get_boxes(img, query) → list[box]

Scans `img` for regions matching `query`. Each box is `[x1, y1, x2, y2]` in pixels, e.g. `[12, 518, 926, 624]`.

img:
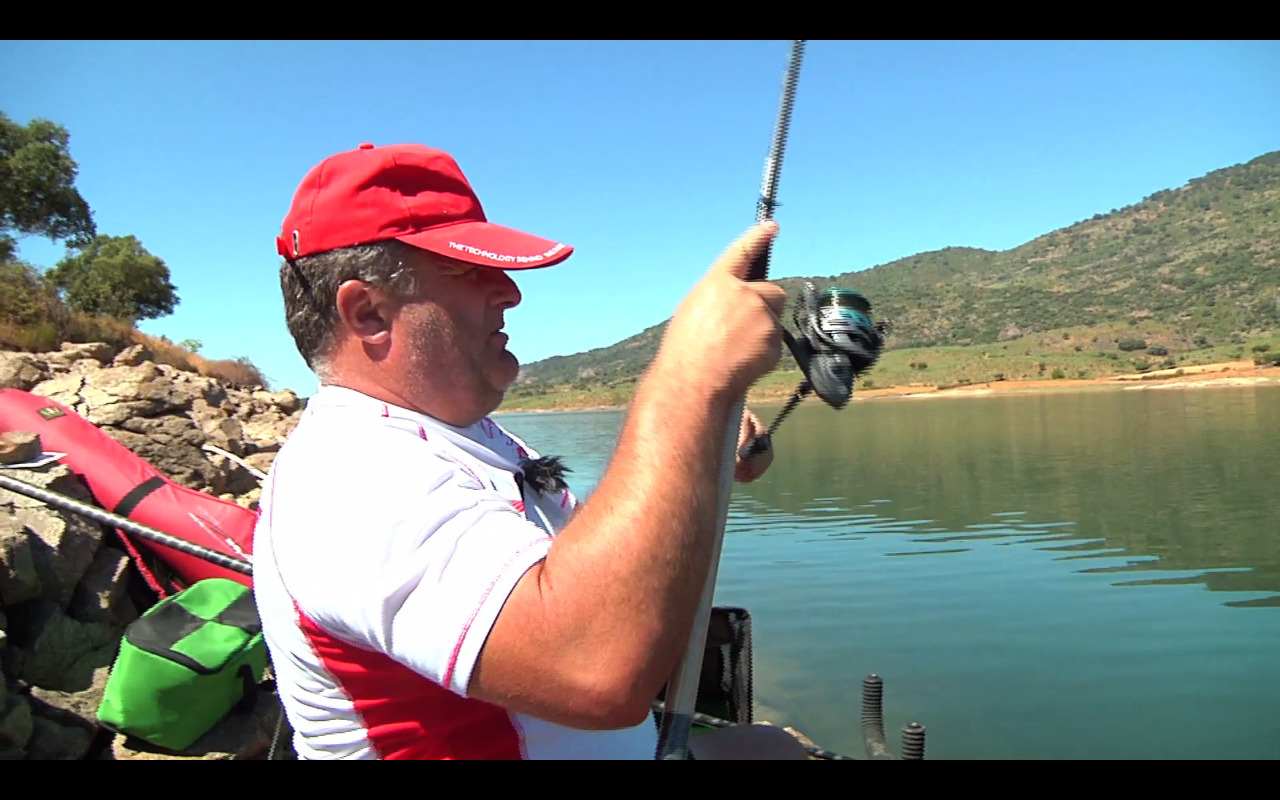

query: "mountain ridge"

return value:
[503, 150, 1280, 407]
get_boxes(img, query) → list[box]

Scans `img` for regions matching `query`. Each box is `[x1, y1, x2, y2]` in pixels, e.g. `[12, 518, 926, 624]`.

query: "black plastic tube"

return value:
[861, 674, 897, 759]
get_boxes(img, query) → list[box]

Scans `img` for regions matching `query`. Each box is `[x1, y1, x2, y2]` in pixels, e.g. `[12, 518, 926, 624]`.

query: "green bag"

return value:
[97, 578, 269, 751]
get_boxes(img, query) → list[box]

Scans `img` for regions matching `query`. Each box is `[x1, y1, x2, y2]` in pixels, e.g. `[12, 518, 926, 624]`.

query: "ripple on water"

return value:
[884, 547, 972, 557]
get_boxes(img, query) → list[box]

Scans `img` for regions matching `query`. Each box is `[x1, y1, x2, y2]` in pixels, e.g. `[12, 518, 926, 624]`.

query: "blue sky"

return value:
[3, 40, 1278, 396]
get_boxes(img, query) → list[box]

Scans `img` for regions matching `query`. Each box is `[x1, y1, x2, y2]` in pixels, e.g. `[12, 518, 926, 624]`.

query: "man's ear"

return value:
[335, 279, 395, 345]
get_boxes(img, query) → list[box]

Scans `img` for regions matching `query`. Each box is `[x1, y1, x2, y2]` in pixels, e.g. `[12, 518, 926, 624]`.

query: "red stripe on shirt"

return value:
[293, 603, 526, 760]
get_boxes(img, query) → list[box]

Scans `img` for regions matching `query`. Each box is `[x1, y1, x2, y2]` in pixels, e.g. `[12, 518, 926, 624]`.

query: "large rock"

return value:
[253, 389, 301, 415]
[173, 373, 229, 408]
[98, 427, 226, 496]
[68, 548, 134, 626]
[0, 514, 42, 606]
[56, 342, 117, 364]
[244, 452, 277, 476]
[29, 665, 111, 724]
[111, 344, 153, 368]
[191, 397, 246, 454]
[206, 455, 261, 498]
[0, 431, 41, 465]
[0, 692, 32, 753]
[241, 408, 295, 454]
[79, 363, 193, 426]
[117, 413, 206, 449]
[7, 600, 119, 692]
[0, 467, 104, 609]
[25, 712, 96, 760]
[28, 374, 86, 411]
[26, 663, 111, 759]
[0, 353, 49, 391]
[0, 630, 23, 685]
[13, 507, 103, 610]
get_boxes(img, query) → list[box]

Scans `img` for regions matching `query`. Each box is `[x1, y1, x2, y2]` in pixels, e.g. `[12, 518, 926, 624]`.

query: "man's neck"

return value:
[319, 375, 484, 428]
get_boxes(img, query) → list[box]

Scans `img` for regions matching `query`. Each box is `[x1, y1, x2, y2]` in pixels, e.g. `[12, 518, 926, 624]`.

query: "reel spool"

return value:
[740, 282, 890, 460]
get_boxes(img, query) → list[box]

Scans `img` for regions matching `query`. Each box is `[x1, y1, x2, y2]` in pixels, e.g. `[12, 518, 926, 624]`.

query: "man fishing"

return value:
[253, 142, 810, 759]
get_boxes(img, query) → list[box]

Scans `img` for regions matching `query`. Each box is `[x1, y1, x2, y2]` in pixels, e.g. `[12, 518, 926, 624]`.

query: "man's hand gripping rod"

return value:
[655, 39, 806, 761]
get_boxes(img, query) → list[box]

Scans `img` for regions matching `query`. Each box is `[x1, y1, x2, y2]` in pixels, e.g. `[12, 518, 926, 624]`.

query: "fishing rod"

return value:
[0, 471, 253, 577]
[656, 40, 897, 761]
[656, 39, 807, 761]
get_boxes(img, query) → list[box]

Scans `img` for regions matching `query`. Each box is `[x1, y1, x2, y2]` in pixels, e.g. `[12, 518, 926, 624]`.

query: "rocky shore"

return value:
[1, 341, 302, 760]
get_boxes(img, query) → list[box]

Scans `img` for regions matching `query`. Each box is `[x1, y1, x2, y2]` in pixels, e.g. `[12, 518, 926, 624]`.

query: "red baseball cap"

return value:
[276, 142, 574, 269]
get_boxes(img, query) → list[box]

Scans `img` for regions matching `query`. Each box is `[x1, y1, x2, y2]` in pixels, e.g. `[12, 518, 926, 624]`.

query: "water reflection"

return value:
[735, 386, 1280, 607]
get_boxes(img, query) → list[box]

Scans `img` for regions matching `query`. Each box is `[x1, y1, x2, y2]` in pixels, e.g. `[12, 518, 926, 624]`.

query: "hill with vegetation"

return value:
[501, 151, 1280, 410]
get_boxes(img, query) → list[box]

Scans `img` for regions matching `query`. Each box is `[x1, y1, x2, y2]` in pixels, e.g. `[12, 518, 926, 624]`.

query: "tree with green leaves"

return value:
[45, 234, 179, 322]
[0, 111, 96, 262]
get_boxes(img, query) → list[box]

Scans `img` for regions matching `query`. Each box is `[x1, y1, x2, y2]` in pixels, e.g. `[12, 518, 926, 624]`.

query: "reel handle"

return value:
[738, 432, 772, 462]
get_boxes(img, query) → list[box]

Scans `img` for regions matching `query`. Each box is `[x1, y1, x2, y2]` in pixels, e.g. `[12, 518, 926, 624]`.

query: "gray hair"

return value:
[279, 239, 423, 379]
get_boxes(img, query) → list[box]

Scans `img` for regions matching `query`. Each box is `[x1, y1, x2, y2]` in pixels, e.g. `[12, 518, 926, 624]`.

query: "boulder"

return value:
[111, 344, 153, 368]
[54, 342, 117, 365]
[0, 353, 49, 391]
[0, 514, 41, 606]
[28, 374, 86, 411]
[1, 467, 104, 609]
[7, 600, 118, 692]
[0, 692, 33, 754]
[0, 431, 41, 465]
[68, 548, 134, 626]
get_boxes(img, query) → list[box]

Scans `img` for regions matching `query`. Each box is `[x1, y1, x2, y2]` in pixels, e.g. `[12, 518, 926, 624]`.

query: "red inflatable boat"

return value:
[0, 388, 257, 592]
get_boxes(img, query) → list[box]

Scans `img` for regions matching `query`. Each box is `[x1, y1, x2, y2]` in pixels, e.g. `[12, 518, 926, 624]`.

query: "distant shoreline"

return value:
[495, 361, 1280, 415]
[848, 360, 1280, 402]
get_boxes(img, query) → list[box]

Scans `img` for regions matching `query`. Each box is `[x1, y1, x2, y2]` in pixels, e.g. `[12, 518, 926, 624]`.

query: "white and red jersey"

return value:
[252, 385, 658, 759]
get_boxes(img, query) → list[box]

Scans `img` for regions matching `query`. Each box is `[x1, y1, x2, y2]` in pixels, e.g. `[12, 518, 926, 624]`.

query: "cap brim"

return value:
[397, 221, 573, 270]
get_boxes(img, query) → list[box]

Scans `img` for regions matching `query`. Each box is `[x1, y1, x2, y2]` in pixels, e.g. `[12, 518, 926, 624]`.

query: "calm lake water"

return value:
[495, 385, 1280, 760]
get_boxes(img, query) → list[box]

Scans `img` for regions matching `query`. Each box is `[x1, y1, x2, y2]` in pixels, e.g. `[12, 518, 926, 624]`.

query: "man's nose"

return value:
[482, 267, 522, 309]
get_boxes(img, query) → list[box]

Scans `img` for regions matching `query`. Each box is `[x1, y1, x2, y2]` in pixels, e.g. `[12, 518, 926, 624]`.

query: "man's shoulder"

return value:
[256, 405, 529, 615]
[260, 415, 509, 570]
[276, 407, 487, 491]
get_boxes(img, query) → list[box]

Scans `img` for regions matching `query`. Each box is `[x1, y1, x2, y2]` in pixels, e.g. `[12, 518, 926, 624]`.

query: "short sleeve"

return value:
[267, 425, 553, 698]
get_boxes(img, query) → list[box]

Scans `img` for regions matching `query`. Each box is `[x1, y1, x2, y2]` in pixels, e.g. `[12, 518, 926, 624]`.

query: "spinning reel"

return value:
[740, 282, 890, 460]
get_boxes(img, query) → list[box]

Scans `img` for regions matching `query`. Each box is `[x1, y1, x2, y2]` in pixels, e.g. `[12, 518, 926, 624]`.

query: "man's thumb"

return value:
[712, 220, 780, 281]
